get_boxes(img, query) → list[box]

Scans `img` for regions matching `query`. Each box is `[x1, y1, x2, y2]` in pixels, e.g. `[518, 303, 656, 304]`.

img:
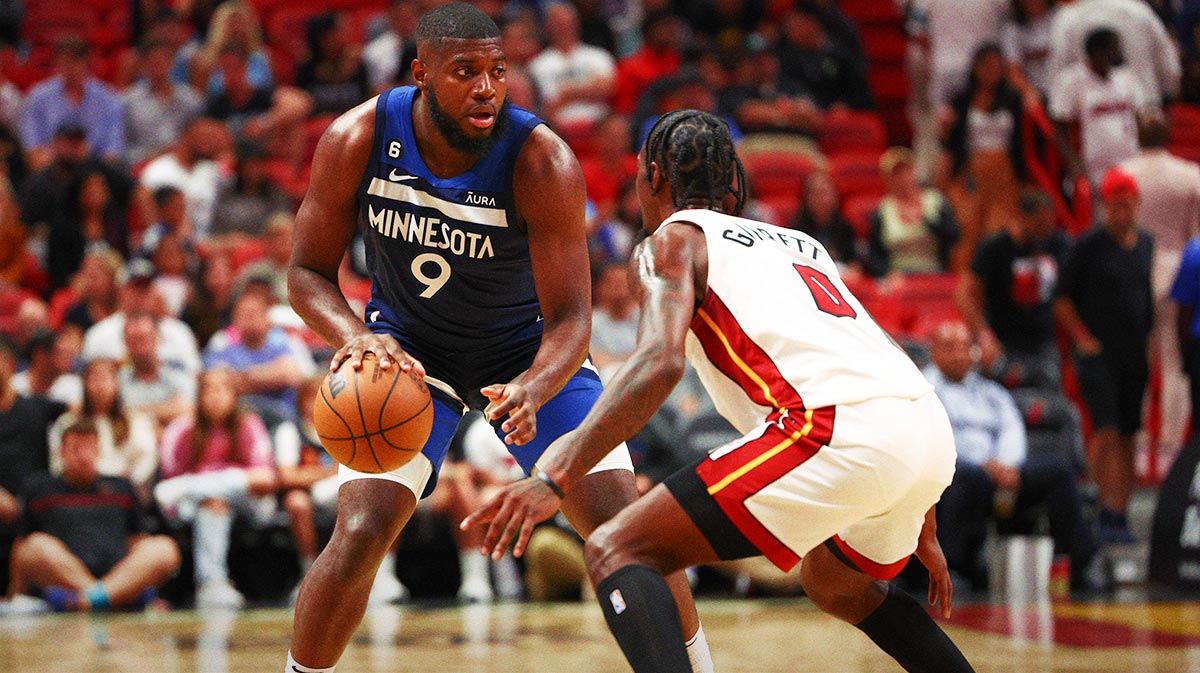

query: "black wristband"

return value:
[532, 465, 566, 499]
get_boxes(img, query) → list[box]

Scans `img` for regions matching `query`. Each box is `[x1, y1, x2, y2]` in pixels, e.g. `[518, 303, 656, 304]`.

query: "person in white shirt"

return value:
[1002, 0, 1059, 100]
[138, 117, 229, 240]
[1048, 0, 1180, 105]
[10, 331, 82, 408]
[81, 259, 202, 377]
[527, 2, 616, 125]
[363, 0, 418, 91]
[1049, 28, 1151, 184]
[1121, 115, 1200, 463]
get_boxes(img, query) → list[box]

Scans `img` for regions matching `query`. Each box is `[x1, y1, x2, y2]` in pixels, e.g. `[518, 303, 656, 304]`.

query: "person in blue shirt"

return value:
[923, 322, 1098, 591]
[283, 5, 708, 673]
[1171, 234, 1200, 426]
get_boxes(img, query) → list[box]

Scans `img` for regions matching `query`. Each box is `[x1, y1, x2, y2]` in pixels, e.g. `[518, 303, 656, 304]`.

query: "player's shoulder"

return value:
[317, 95, 382, 158]
[513, 123, 583, 195]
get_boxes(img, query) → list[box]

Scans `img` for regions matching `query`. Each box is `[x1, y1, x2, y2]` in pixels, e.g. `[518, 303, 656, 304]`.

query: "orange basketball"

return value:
[313, 353, 433, 473]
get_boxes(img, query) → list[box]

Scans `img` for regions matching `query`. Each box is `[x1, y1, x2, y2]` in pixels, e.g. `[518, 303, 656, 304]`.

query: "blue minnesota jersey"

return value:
[358, 86, 545, 353]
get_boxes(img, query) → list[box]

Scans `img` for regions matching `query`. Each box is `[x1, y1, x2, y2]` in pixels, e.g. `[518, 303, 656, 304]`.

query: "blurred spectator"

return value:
[47, 169, 130, 286]
[717, 34, 823, 135]
[149, 232, 193, 318]
[20, 37, 125, 168]
[912, 0, 1012, 106]
[0, 174, 43, 293]
[297, 13, 370, 116]
[270, 376, 338, 598]
[140, 186, 194, 257]
[153, 367, 276, 609]
[499, 13, 543, 68]
[175, 0, 273, 97]
[210, 142, 291, 243]
[959, 189, 1069, 386]
[1054, 167, 1153, 544]
[1121, 115, 1200, 461]
[866, 147, 960, 278]
[124, 37, 205, 164]
[234, 212, 293, 304]
[49, 359, 158, 502]
[924, 322, 1098, 590]
[1048, 0, 1180, 105]
[118, 311, 196, 431]
[20, 125, 138, 252]
[683, 0, 765, 51]
[0, 63, 22, 133]
[504, 65, 543, 116]
[0, 124, 26, 186]
[203, 291, 310, 425]
[613, 10, 684, 114]
[574, 0, 617, 54]
[777, 4, 873, 110]
[203, 43, 312, 146]
[945, 43, 1025, 265]
[83, 259, 201, 375]
[791, 170, 859, 269]
[11, 296, 51, 361]
[140, 117, 230, 241]
[578, 114, 636, 217]
[587, 180, 640, 266]
[61, 247, 123, 334]
[182, 252, 237, 348]
[528, 2, 617, 125]
[637, 66, 743, 145]
[590, 262, 638, 380]
[0, 336, 66, 589]
[1050, 28, 1151, 184]
[11, 331, 82, 408]
[8, 420, 180, 612]
[363, 0, 419, 91]
[1002, 0, 1059, 101]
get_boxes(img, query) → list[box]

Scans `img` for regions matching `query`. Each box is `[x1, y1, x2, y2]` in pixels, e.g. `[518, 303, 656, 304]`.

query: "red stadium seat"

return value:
[862, 28, 907, 66]
[761, 194, 800, 228]
[740, 150, 820, 203]
[820, 110, 887, 155]
[828, 151, 885, 201]
[842, 193, 880, 239]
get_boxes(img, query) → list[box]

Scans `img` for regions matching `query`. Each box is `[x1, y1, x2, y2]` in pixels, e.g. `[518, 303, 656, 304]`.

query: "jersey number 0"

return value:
[794, 264, 857, 319]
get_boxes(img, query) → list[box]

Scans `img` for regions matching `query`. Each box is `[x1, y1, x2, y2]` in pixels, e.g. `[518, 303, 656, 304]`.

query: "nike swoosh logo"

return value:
[389, 169, 416, 182]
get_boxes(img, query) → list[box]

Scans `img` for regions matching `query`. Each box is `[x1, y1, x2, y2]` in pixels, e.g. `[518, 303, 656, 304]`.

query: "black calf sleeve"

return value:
[855, 584, 975, 673]
[596, 564, 692, 673]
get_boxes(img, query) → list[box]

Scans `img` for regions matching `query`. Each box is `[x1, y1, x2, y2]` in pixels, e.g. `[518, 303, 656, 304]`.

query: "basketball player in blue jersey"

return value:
[283, 5, 711, 673]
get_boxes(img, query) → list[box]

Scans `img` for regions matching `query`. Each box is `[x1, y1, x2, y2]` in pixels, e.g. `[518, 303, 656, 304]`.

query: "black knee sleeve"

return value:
[596, 564, 692, 673]
[855, 584, 975, 673]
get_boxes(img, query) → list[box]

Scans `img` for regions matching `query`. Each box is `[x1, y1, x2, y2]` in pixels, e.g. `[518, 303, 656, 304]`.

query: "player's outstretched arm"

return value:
[482, 126, 591, 444]
[463, 223, 708, 558]
[287, 98, 422, 376]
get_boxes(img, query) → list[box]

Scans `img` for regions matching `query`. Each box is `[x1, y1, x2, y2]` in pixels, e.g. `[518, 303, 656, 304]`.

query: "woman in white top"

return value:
[867, 147, 960, 278]
[48, 358, 158, 503]
[944, 43, 1026, 266]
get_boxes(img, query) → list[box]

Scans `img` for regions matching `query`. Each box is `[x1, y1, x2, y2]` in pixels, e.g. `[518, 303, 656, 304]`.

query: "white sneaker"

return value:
[0, 595, 50, 616]
[457, 574, 494, 603]
[196, 579, 246, 609]
[367, 571, 409, 606]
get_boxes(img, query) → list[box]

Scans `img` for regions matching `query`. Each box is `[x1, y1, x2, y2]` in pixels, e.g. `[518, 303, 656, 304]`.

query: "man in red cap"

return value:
[1054, 166, 1154, 544]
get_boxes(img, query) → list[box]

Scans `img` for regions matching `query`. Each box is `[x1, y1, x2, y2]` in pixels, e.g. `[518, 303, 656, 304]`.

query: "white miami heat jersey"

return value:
[664, 209, 933, 433]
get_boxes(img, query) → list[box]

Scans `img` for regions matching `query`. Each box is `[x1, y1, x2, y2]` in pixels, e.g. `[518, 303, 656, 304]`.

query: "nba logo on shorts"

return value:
[609, 589, 627, 614]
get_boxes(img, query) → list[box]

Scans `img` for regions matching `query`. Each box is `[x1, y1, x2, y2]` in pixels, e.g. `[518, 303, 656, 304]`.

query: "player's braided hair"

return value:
[415, 2, 500, 51]
[643, 109, 746, 216]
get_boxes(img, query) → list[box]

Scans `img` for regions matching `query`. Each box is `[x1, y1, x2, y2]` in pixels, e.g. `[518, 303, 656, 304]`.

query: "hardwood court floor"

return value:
[2, 598, 1199, 673]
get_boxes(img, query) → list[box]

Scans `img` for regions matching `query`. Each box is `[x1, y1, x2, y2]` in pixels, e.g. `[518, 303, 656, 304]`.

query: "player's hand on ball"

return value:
[482, 382, 538, 445]
[461, 476, 560, 560]
[331, 333, 425, 376]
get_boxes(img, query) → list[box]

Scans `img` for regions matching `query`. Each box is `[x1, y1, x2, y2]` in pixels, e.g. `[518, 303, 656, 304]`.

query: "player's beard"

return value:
[426, 84, 510, 157]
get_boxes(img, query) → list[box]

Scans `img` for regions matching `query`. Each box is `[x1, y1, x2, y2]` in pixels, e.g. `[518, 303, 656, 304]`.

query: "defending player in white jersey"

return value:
[465, 109, 976, 673]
